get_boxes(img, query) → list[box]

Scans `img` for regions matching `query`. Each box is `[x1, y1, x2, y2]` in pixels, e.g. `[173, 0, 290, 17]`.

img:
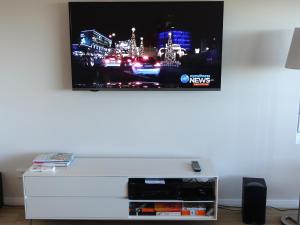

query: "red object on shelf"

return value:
[196, 209, 206, 216]
[154, 202, 182, 212]
[181, 209, 190, 216]
[142, 208, 156, 213]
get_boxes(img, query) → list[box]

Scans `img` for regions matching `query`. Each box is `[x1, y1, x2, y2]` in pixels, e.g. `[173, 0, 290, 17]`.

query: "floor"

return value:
[0, 206, 296, 225]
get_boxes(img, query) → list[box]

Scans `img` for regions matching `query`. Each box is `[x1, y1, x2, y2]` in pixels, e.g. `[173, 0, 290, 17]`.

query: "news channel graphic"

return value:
[180, 74, 212, 87]
[69, 2, 223, 90]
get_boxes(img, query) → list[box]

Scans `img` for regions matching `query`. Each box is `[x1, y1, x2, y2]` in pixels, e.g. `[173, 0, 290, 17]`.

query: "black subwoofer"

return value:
[242, 177, 267, 224]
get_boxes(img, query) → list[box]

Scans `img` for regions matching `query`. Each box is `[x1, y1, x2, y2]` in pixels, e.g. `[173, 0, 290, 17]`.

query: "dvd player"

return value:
[128, 178, 215, 201]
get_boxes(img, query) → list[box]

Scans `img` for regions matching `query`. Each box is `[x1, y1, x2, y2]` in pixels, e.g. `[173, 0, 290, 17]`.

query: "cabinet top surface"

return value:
[24, 157, 217, 177]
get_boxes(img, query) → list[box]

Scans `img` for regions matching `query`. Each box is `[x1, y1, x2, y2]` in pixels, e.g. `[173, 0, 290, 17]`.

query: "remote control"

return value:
[191, 161, 201, 172]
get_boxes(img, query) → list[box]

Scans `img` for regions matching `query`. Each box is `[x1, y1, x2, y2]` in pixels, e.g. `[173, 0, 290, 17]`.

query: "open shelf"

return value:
[128, 216, 216, 220]
[129, 201, 215, 218]
[128, 177, 218, 220]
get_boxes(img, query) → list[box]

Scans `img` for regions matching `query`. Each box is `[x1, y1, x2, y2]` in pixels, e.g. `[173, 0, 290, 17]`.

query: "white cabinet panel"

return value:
[24, 177, 127, 197]
[25, 197, 128, 219]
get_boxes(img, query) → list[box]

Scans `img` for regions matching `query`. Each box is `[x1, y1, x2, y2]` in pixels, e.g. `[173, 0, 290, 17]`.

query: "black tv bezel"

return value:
[68, 1, 224, 91]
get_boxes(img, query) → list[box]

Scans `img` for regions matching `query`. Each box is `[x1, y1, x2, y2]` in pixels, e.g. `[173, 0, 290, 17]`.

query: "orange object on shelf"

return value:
[142, 208, 156, 213]
[181, 209, 191, 216]
[154, 202, 182, 212]
[196, 209, 206, 216]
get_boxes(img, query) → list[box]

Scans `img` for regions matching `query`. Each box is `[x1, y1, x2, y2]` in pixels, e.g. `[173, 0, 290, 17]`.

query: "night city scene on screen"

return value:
[69, 2, 223, 90]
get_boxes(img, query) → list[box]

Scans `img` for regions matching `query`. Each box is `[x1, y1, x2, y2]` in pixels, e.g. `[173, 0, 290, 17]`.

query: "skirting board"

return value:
[4, 197, 300, 209]
[219, 199, 299, 209]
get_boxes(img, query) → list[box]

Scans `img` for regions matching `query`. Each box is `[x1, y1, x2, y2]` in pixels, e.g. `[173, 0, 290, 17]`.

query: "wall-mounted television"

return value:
[69, 2, 224, 90]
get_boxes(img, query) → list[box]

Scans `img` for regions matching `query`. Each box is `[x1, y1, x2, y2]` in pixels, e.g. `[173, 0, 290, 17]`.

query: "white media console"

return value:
[23, 157, 218, 221]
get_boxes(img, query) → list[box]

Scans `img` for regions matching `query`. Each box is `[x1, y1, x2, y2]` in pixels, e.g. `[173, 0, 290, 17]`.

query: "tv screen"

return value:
[69, 2, 223, 90]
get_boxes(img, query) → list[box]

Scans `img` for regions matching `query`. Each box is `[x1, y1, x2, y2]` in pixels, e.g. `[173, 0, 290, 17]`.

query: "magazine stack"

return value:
[31, 153, 74, 172]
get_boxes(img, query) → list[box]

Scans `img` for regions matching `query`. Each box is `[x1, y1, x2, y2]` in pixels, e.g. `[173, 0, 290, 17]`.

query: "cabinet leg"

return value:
[28, 219, 32, 225]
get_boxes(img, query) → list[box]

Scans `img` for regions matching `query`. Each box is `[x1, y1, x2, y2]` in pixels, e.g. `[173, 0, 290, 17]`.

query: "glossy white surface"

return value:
[23, 157, 218, 220]
[24, 157, 216, 178]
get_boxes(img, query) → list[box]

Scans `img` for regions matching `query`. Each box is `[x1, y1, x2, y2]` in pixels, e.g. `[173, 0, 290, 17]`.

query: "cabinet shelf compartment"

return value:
[128, 178, 216, 201]
[129, 201, 215, 218]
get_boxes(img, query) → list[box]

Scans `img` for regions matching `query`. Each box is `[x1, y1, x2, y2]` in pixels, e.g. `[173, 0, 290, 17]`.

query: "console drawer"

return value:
[25, 197, 128, 219]
[24, 177, 127, 197]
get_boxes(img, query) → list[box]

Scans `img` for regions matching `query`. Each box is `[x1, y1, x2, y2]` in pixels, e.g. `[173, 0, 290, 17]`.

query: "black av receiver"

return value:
[128, 178, 215, 201]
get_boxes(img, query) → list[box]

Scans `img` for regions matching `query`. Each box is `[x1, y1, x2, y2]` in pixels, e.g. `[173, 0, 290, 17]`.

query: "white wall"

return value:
[1, 0, 300, 207]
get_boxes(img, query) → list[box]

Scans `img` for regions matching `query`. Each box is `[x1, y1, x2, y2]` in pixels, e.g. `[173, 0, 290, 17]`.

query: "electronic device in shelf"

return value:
[128, 178, 215, 201]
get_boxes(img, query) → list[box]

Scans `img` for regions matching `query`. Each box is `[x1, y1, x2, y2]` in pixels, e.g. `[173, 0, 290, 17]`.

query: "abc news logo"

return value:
[180, 74, 211, 86]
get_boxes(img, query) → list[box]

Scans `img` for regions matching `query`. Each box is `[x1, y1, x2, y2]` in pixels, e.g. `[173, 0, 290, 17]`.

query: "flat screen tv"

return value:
[69, 2, 224, 90]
